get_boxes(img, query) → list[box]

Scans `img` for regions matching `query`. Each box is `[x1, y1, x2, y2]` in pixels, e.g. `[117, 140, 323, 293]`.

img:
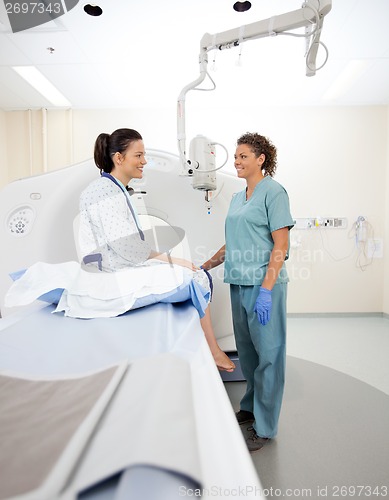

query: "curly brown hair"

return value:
[237, 132, 277, 177]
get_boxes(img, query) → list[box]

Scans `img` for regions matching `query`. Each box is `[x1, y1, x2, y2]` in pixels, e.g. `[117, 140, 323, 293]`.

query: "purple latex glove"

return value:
[254, 287, 272, 325]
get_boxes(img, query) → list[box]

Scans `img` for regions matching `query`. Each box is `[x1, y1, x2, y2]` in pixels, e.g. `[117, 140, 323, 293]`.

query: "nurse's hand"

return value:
[254, 287, 272, 325]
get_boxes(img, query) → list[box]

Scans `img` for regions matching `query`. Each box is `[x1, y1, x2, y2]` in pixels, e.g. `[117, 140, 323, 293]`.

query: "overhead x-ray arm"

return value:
[177, 0, 332, 172]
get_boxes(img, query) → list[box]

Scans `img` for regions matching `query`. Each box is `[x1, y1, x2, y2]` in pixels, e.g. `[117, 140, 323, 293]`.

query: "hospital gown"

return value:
[79, 176, 151, 271]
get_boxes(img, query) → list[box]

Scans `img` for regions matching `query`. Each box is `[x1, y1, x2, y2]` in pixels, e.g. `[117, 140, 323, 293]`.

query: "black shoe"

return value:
[235, 410, 254, 425]
[246, 428, 270, 453]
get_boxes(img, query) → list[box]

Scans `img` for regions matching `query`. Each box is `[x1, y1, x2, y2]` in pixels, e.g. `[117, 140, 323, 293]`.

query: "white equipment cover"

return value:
[0, 302, 263, 499]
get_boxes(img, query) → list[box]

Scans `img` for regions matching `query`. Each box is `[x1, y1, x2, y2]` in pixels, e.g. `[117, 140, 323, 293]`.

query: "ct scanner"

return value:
[0, 148, 242, 352]
[0, 150, 264, 500]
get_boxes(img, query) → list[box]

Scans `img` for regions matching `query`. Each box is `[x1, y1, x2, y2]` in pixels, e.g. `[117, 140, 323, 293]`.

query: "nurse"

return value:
[79, 127, 235, 373]
[202, 132, 294, 451]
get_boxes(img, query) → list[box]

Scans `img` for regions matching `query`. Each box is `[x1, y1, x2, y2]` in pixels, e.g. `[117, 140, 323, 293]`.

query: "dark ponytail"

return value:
[94, 133, 112, 172]
[94, 128, 143, 173]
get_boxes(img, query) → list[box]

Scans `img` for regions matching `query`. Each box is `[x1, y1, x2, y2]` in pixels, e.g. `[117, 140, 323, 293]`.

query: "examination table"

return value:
[0, 300, 263, 500]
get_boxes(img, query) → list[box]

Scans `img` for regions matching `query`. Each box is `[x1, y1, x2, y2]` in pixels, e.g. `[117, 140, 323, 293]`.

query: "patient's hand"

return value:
[170, 257, 199, 271]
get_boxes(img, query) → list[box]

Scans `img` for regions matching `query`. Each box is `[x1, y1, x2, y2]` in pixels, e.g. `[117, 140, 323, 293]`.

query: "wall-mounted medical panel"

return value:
[293, 217, 348, 230]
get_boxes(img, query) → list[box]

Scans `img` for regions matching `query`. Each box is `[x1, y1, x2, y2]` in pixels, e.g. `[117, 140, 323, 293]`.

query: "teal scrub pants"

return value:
[230, 283, 287, 439]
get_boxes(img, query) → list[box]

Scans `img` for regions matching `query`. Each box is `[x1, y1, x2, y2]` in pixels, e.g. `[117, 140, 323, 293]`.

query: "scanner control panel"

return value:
[6, 205, 35, 237]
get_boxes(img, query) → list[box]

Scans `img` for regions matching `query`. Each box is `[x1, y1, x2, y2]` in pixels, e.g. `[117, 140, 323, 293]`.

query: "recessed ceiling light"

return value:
[13, 66, 71, 107]
[84, 4, 103, 16]
[233, 1, 252, 12]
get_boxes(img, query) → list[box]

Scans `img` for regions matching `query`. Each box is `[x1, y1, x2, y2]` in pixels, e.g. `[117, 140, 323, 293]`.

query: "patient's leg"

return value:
[200, 307, 235, 372]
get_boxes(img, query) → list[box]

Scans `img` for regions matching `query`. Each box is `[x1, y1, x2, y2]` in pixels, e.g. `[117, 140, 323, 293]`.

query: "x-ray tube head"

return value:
[189, 135, 217, 191]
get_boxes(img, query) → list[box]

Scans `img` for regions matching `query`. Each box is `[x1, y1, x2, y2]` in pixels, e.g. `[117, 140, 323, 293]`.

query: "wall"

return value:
[383, 107, 389, 316]
[46, 109, 74, 170]
[186, 103, 387, 314]
[4, 110, 39, 184]
[0, 110, 6, 188]
[71, 108, 177, 162]
[0, 109, 74, 189]
[1, 104, 388, 314]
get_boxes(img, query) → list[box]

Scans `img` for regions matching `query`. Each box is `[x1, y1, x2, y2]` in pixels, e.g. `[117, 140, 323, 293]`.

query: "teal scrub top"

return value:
[224, 176, 294, 286]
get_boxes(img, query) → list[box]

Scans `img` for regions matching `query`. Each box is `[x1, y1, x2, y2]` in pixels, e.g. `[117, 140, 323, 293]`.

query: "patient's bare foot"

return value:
[213, 348, 235, 372]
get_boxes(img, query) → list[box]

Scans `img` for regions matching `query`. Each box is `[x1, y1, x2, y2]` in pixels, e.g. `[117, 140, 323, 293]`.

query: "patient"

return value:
[79, 127, 235, 373]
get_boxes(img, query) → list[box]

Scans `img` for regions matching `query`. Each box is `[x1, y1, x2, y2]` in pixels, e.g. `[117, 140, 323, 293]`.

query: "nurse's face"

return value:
[234, 144, 264, 180]
[118, 139, 147, 180]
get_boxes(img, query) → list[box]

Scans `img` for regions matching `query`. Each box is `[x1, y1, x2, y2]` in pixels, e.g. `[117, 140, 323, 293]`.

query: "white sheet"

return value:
[4, 261, 185, 318]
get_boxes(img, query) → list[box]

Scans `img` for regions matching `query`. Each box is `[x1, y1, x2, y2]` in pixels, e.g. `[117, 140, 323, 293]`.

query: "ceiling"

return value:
[0, 0, 389, 110]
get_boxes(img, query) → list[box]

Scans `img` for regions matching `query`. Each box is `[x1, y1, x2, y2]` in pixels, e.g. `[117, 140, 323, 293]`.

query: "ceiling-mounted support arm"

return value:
[200, 0, 331, 58]
[177, 0, 332, 172]
[177, 51, 208, 172]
